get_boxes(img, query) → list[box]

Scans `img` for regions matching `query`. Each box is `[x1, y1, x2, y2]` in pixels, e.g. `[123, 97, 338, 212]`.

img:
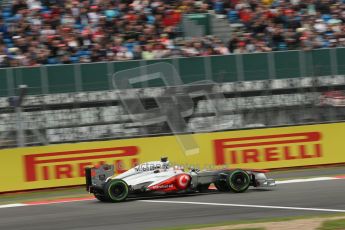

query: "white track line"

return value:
[276, 177, 339, 184]
[0, 203, 27, 209]
[140, 200, 345, 213]
[0, 176, 343, 209]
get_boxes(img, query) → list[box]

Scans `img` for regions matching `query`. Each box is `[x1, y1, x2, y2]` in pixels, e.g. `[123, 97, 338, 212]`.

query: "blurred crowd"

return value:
[216, 0, 345, 53]
[0, 0, 344, 67]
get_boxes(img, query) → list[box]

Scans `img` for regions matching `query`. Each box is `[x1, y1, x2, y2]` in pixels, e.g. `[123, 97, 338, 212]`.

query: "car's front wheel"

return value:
[104, 179, 129, 202]
[226, 169, 250, 193]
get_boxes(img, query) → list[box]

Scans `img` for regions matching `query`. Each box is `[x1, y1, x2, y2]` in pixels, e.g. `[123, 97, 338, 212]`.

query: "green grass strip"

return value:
[318, 218, 345, 230]
[156, 214, 345, 230]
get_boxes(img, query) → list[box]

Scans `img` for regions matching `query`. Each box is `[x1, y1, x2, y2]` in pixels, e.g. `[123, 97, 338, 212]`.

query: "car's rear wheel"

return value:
[104, 179, 129, 202]
[226, 169, 250, 193]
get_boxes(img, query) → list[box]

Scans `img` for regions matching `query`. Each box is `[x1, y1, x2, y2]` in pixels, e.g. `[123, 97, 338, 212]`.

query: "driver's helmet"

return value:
[161, 157, 169, 170]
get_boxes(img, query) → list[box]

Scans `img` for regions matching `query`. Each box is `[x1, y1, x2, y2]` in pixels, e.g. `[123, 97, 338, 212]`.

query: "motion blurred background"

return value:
[0, 0, 344, 148]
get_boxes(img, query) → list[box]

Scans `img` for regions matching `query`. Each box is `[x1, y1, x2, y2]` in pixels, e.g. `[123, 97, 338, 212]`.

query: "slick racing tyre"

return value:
[104, 179, 129, 202]
[226, 169, 250, 193]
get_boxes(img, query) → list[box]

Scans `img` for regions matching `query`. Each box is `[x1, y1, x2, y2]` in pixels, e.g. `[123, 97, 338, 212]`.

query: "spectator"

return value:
[0, 0, 344, 68]
[222, 0, 345, 53]
[142, 44, 155, 60]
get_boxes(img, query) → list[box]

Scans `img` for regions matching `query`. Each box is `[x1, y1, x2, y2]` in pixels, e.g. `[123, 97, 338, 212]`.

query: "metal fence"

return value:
[0, 48, 344, 96]
[0, 48, 345, 149]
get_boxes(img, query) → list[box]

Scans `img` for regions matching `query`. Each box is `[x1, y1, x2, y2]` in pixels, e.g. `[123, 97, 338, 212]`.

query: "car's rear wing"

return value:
[85, 164, 115, 193]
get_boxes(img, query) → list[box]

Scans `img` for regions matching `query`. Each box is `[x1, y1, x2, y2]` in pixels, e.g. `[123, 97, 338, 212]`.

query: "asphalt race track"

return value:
[1, 168, 345, 230]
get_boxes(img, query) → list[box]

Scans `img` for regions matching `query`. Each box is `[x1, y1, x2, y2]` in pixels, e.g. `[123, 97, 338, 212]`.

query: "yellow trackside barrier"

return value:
[1, 122, 345, 192]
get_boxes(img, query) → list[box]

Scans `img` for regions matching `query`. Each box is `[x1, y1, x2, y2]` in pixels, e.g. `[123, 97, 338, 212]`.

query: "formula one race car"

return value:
[85, 157, 275, 202]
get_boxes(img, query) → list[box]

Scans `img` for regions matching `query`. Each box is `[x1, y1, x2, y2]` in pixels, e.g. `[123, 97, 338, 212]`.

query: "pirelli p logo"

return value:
[24, 146, 139, 182]
[214, 132, 322, 165]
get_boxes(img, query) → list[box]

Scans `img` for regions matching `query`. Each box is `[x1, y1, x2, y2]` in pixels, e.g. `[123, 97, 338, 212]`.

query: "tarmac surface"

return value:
[0, 167, 344, 230]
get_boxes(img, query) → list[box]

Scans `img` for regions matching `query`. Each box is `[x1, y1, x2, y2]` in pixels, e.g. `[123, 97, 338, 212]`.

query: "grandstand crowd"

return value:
[0, 0, 344, 67]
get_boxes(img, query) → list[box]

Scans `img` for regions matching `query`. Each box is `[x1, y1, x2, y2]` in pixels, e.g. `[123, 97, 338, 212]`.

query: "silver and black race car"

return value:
[85, 157, 275, 202]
